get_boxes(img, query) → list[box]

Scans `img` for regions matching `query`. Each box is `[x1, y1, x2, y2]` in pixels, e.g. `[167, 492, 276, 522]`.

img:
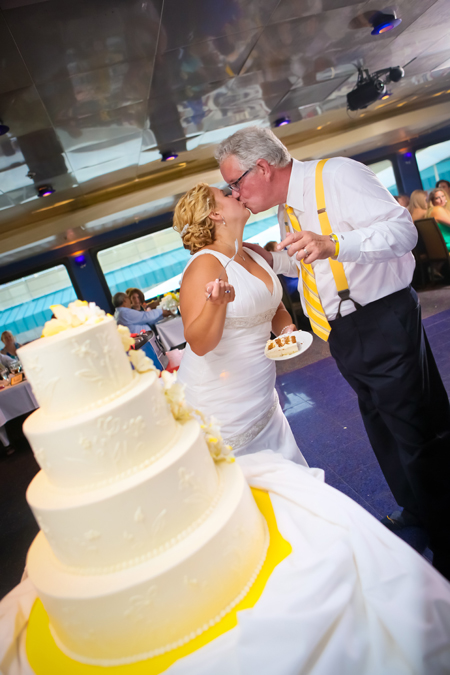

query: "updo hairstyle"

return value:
[173, 183, 217, 254]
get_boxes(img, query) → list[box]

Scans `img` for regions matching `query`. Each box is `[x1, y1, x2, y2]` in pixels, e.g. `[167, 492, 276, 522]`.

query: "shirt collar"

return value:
[286, 158, 305, 213]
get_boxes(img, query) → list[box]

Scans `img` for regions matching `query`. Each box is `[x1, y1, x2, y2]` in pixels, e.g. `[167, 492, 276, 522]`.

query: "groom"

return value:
[216, 126, 450, 581]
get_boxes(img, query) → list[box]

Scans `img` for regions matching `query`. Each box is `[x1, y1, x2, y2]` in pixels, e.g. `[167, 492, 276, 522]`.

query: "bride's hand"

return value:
[279, 323, 296, 336]
[205, 279, 235, 305]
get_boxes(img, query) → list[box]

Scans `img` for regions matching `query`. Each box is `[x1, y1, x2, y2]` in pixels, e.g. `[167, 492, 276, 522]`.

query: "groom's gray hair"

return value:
[215, 126, 291, 170]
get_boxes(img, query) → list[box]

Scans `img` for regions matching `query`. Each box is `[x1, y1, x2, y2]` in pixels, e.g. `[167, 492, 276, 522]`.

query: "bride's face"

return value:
[210, 187, 250, 228]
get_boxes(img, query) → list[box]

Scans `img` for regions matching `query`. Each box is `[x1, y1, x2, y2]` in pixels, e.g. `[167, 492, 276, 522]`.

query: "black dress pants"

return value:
[328, 286, 450, 579]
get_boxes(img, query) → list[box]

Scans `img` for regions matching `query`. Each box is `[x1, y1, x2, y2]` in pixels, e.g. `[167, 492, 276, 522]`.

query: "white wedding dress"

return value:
[177, 247, 306, 465]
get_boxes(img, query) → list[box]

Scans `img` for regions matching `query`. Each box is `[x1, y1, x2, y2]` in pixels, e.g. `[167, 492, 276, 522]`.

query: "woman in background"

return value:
[428, 188, 450, 251]
[1, 331, 21, 359]
[408, 189, 427, 222]
[173, 183, 306, 465]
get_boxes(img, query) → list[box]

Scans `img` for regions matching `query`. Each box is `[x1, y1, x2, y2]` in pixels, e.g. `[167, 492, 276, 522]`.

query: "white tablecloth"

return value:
[156, 316, 185, 350]
[0, 381, 38, 446]
[1, 452, 450, 675]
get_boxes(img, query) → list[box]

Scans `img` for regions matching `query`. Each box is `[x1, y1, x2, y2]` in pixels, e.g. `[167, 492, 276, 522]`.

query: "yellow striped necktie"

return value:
[285, 205, 331, 341]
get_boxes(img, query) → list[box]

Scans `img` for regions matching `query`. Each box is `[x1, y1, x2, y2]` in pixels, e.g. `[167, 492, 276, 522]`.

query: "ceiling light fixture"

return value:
[347, 66, 404, 110]
[274, 116, 291, 127]
[161, 151, 178, 162]
[370, 10, 402, 35]
[37, 184, 55, 197]
[0, 119, 9, 136]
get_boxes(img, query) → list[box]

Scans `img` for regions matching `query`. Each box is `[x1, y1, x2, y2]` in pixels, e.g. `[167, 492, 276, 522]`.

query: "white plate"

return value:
[264, 330, 313, 361]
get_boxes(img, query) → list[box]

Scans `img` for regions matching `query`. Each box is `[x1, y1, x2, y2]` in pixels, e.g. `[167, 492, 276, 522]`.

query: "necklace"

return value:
[237, 251, 246, 261]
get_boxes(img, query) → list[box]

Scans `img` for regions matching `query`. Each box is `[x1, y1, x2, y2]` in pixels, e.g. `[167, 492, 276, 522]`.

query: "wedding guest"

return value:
[408, 190, 427, 221]
[394, 194, 410, 208]
[113, 292, 169, 332]
[427, 188, 450, 251]
[173, 182, 306, 465]
[1, 331, 21, 359]
[216, 125, 450, 580]
[126, 288, 147, 311]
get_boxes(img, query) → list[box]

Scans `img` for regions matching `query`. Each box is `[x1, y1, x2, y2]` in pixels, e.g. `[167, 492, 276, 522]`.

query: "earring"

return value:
[222, 217, 226, 226]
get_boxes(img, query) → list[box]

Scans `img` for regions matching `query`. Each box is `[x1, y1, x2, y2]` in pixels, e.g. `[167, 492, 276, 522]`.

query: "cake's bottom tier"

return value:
[26, 461, 269, 666]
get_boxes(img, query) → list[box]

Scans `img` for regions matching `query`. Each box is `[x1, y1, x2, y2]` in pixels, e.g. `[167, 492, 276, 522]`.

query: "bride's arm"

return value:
[180, 255, 235, 356]
[271, 302, 296, 336]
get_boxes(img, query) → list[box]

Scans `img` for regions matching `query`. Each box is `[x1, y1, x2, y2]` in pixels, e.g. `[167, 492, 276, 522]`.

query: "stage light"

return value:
[161, 151, 178, 162]
[274, 117, 291, 127]
[37, 184, 55, 197]
[347, 65, 404, 111]
[370, 11, 402, 36]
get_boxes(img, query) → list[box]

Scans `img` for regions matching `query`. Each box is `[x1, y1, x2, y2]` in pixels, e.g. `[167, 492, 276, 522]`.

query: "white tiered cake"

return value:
[19, 306, 268, 665]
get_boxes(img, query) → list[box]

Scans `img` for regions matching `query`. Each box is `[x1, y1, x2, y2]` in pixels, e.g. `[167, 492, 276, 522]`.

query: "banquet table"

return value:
[155, 315, 185, 351]
[1, 452, 450, 675]
[0, 381, 38, 447]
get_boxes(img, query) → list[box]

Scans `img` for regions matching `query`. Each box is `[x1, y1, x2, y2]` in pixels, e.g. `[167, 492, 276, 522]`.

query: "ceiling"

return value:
[1, 0, 450, 260]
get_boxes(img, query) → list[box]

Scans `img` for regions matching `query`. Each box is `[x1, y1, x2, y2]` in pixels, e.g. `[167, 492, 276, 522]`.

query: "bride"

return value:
[173, 182, 306, 465]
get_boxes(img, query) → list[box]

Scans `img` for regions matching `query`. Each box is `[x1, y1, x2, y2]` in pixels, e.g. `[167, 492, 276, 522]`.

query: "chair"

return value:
[414, 218, 450, 285]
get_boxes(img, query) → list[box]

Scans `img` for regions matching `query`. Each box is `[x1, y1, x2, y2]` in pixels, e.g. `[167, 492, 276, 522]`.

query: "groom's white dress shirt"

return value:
[272, 158, 417, 321]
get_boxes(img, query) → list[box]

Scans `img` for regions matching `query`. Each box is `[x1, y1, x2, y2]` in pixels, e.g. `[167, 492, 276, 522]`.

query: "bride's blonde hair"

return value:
[173, 183, 217, 254]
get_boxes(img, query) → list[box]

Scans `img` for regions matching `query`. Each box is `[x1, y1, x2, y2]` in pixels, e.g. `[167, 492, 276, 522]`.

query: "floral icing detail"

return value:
[160, 370, 234, 462]
[124, 586, 157, 621]
[160, 370, 192, 423]
[128, 349, 156, 373]
[42, 300, 106, 337]
[198, 414, 234, 463]
[117, 325, 135, 352]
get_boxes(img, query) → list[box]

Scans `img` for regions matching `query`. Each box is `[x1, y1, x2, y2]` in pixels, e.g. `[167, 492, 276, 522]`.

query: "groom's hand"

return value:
[243, 242, 273, 268]
[278, 231, 335, 264]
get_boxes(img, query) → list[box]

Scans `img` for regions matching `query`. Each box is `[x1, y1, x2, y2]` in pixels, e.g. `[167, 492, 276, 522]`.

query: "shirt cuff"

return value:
[335, 230, 363, 262]
[272, 251, 300, 277]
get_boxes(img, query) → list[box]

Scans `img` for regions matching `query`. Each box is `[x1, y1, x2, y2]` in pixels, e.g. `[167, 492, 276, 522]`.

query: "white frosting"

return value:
[27, 421, 220, 572]
[26, 462, 268, 665]
[23, 371, 177, 490]
[18, 316, 133, 419]
[23, 309, 268, 664]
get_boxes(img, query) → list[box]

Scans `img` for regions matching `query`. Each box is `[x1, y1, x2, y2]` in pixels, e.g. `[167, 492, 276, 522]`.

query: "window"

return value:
[367, 159, 398, 196]
[416, 139, 450, 191]
[97, 209, 280, 300]
[0, 265, 77, 345]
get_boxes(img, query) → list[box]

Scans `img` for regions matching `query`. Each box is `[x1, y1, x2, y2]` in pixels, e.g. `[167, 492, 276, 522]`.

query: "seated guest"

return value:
[427, 188, 450, 251]
[436, 179, 450, 212]
[126, 288, 147, 312]
[394, 194, 410, 208]
[113, 292, 170, 332]
[408, 189, 427, 221]
[1, 331, 21, 358]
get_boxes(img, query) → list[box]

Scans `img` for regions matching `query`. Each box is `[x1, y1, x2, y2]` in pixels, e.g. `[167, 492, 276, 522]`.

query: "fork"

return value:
[206, 239, 238, 300]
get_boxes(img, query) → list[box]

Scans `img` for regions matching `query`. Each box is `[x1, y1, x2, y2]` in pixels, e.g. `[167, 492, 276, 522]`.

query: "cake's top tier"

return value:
[18, 314, 133, 419]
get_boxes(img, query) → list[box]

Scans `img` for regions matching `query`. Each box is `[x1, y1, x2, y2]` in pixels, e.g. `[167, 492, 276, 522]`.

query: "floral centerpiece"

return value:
[158, 291, 180, 314]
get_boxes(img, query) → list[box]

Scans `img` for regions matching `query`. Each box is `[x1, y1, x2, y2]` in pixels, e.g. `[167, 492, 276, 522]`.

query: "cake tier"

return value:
[26, 420, 220, 572]
[27, 462, 268, 666]
[18, 316, 133, 419]
[23, 370, 177, 491]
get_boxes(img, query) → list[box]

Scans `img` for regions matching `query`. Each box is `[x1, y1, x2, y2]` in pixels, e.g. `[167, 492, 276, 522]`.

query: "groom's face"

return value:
[220, 155, 276, 215]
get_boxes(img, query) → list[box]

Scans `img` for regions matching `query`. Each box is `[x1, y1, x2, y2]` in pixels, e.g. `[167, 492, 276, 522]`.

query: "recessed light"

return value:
[370, 11, 402, 36]
[161, 151, 178, 162]
[274, 117, 291, 127]
[37, 184, 55, 197]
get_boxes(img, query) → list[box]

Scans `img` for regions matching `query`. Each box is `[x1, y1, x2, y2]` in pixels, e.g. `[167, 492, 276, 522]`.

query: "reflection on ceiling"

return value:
[1, 0, 450, 259]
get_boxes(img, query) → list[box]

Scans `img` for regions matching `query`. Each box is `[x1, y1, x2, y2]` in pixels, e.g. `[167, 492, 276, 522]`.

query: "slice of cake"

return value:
[265, 334, 298, 359]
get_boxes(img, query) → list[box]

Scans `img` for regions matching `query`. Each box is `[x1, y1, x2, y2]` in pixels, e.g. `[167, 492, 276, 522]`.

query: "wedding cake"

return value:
[19, 303, 268, 665]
